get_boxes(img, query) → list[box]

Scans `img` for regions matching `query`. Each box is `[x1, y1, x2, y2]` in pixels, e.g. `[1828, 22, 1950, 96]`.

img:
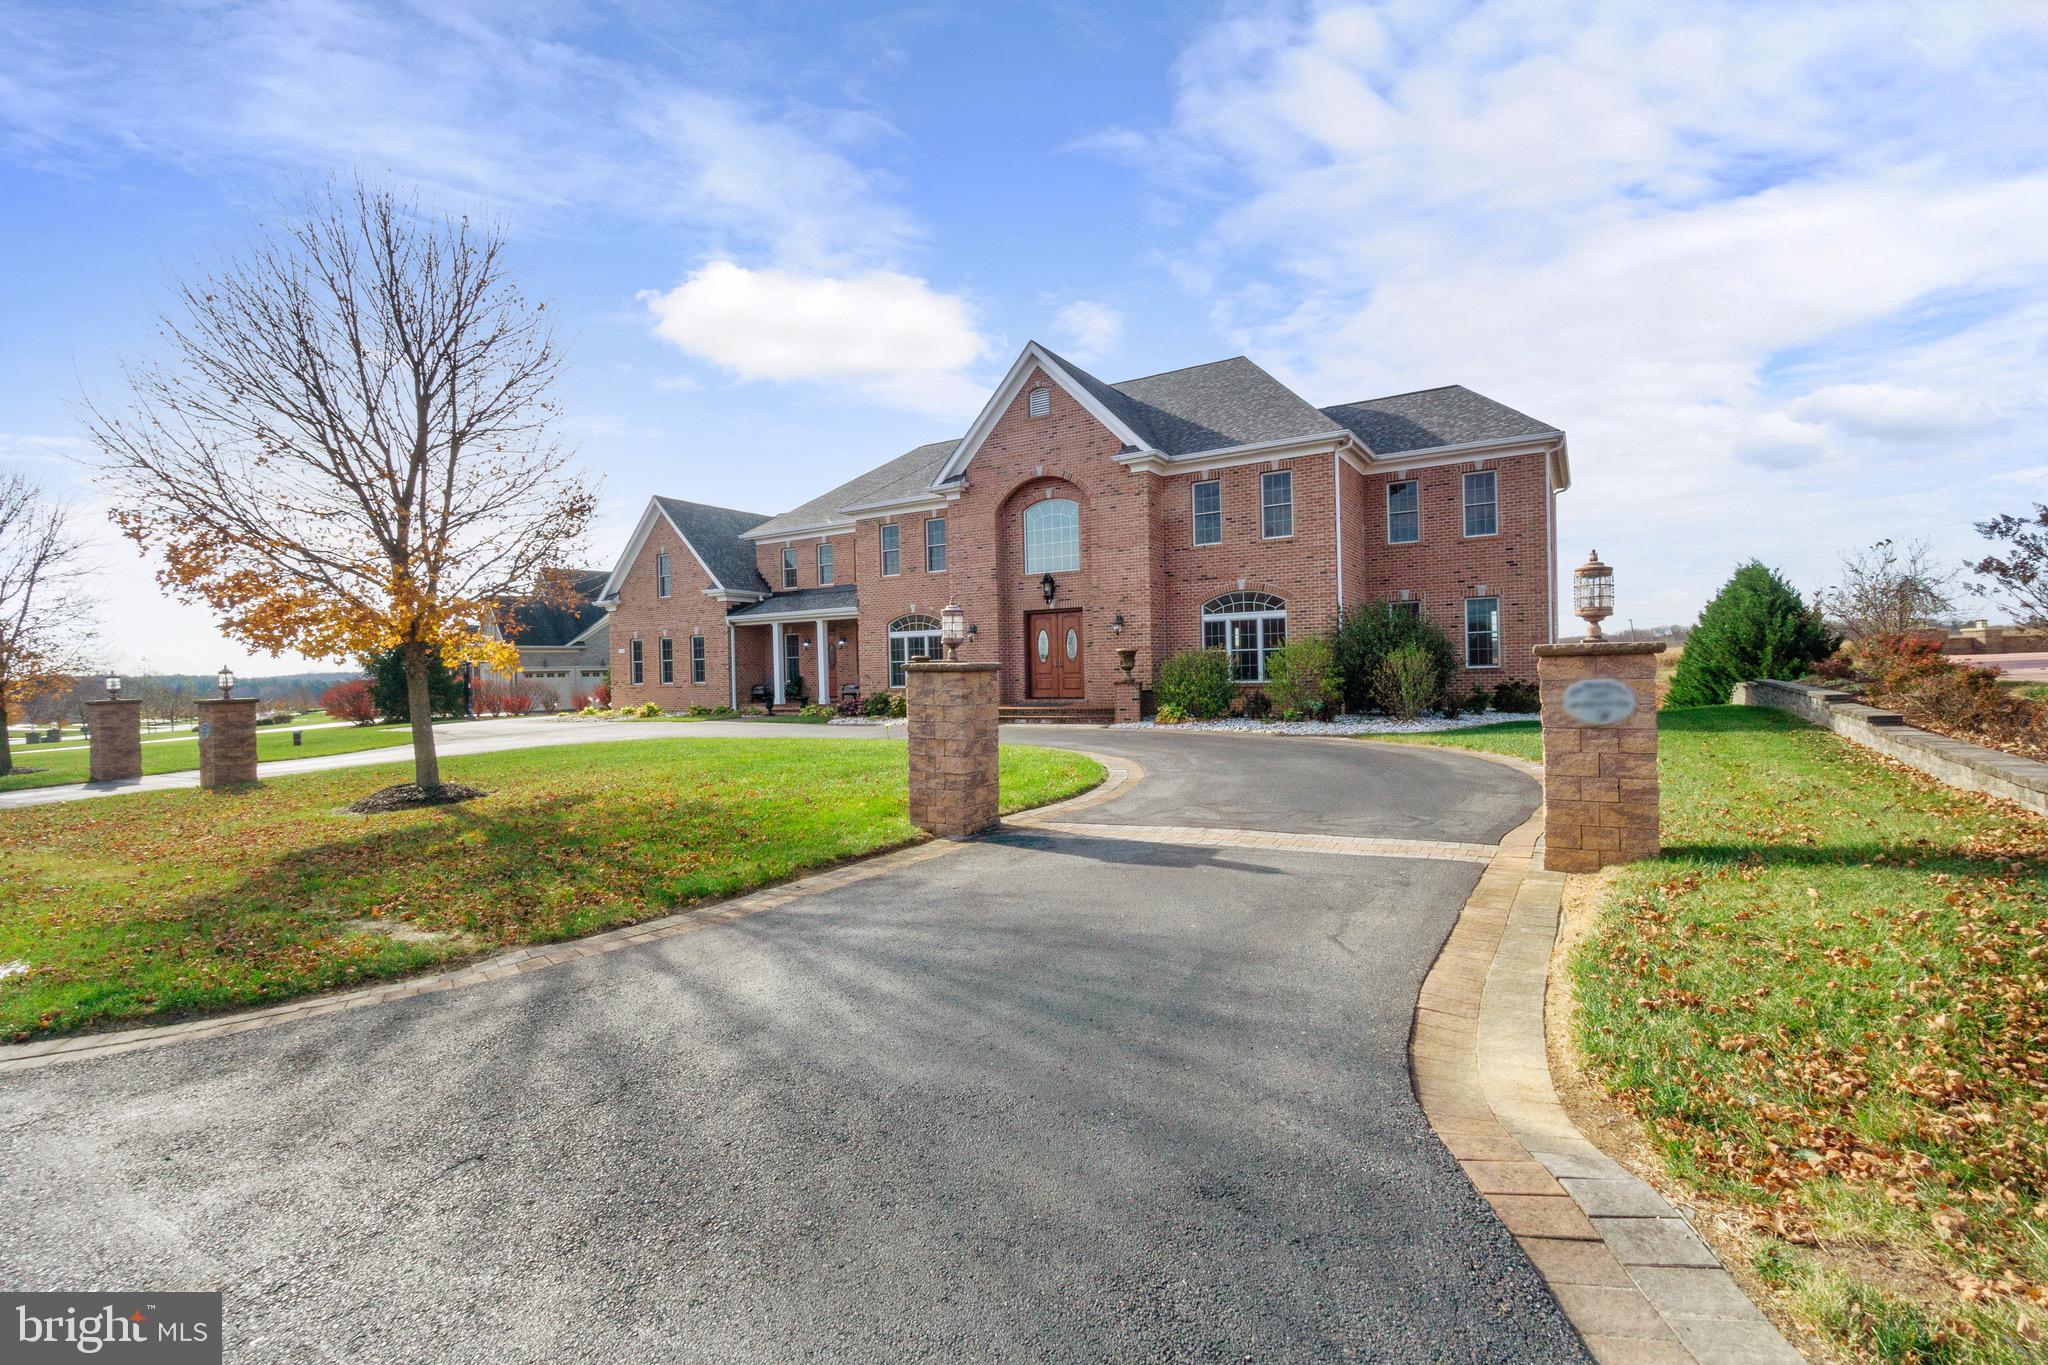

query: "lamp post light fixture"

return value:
[940, 603, 967, 660]
[104, 674, 121, 697]
[1573, 550, 1616, 641]
[1040, 573, 1057, 606]
[1110, 612, 1125, 637]
[215, 665, 236, 699]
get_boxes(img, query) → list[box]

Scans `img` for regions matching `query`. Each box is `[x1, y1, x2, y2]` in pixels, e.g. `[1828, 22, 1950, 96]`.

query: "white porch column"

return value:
[727, 620, 737, 710]
[772, 627, 786, 705]
[816, 618, 830, 703]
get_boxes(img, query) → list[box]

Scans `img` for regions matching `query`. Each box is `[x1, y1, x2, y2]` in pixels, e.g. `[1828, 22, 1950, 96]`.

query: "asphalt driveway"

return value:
[0, 731, 1577, 1362]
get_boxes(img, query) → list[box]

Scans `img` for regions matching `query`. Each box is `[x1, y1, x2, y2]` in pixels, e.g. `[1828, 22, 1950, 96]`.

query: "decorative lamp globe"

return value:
[1573, 551, 1615, 641]
[216, 665, 236, 699]
[104, 674, 121, 697]
[940, 603, 967, 660]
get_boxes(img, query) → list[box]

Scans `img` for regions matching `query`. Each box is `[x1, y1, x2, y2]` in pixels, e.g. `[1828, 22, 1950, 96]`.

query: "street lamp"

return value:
[216, 665, 236, 699]
[940, 603, 967, 660]
[104, 674, 121, 697]
[1574, 551, 1615, 641]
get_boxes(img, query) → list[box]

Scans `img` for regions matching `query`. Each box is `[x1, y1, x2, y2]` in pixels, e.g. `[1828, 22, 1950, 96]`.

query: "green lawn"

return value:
[0, 719, 442, 793]
[1373, 718, 1543, 763]
[1401, 706, 2048, 1360]
[0, 738, 1101, 1041]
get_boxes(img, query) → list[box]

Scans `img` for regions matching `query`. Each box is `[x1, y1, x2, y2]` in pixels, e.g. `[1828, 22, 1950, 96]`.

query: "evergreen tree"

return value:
[1666, 562, 1836, 707]
[364, 647, 465, 722]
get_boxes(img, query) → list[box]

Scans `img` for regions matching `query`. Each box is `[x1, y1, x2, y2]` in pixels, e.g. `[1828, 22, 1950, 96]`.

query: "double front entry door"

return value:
[1025, 610, 1084, 699]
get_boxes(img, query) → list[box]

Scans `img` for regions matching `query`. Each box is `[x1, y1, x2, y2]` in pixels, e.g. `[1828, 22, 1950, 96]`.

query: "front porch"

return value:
[727, 591, 862, 710]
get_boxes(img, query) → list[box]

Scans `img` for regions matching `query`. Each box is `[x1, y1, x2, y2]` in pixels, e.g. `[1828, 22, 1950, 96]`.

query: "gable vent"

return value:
[1028, 387, 1050, 418]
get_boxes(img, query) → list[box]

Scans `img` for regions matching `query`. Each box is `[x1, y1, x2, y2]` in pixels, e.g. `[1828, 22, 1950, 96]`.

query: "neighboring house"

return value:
[486, 569, 612, 709]
[600, 341, 1569, 719]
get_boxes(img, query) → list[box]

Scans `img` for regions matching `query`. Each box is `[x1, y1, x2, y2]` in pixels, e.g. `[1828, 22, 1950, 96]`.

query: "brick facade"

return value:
[599, 354, 1563, 712]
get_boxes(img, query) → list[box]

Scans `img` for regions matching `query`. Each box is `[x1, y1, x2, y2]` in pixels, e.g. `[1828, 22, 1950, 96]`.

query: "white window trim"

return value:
[887, 616, 943, 688]
[655, 552, 671, 598]
[658, 635, 674, 685]
[1027, 386, 1050, 418]
[1191, 479, 1222, 547]
[1464, 596, 1503, 671]
[781, 545, 798, 589]
[925, 517, 947, 574]
[1200, 596, 1289, 684]
[1260, 470, 1293, 541]
[1387, 480, 1421, 545]
[817, 542, 835, 586]
[880, 524, 901, 576]
[629, 637, 644, 686]
[1022, 498, 1081, 575]
[1462, 470, 1499, 540]
[690, 634, 706, 685]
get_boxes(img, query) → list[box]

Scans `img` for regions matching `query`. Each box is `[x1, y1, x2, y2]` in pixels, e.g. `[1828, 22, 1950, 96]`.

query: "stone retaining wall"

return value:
[1735, 678, 2048, 820]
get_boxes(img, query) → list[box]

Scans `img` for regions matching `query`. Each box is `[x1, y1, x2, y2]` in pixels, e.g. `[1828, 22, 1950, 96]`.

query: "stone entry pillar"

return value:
[196, 697, 260, 789]
[1533, 641, 1663, 873]
[84, 698, 143, 782]
[905, 661, 999, 839]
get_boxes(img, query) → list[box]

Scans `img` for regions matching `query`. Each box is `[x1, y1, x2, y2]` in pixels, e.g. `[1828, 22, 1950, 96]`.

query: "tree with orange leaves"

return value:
[0, 471, 98, 777]
[88, 182, 596, 797]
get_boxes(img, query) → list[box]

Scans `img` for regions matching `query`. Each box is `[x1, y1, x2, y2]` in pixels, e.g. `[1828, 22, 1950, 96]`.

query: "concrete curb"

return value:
[0, 750, 1136, 1075]
[1409, 755, 1804, 1364]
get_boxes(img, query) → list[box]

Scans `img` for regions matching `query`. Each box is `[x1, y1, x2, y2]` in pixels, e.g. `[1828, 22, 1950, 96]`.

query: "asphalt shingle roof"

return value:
[744, 439, 957, 541]
[653, 497, 775, 594]
[1046, 350, 1343, 457]
[726, 584, 859, 619]
[502, 569, 609, 647]
[1318, 385, 1558, 456]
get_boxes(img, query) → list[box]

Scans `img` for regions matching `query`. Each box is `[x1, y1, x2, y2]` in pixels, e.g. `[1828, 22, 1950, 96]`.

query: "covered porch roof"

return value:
[727, 585, 859, 623]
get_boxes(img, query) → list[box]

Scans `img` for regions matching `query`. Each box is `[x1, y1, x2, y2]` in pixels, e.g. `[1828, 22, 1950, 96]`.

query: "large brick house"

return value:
[597, 342, 1568, 719]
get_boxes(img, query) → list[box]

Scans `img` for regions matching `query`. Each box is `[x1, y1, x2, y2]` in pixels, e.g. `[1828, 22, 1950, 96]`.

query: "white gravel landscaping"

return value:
[1109, 711, 1538, 737]
[827, 716, 896, 727]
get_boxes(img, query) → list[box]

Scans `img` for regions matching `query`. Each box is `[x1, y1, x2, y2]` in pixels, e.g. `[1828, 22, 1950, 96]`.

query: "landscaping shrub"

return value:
[363, 646, 465, 721]
[797, 703, 836, 721]
[1237, 688, 1272, 721]
[1490, 679, 1539, 713]
[500, 683, 538, 716]
[1154, 702, 1190, 725]
[1666, 561, 1835, 707]
[633, 702, 662, 718]
[1331, 605, 1455, 714]
[1371, 644, 1438, 721]
[570, 689, 597, 711]
[471, 679, 506, 716]
[320, 679, 378, 726]
[1264, 637, 1342, 720]
[863, 692, 893, 717]
[255, 709, 295, 725]
[836, 693, 865, 717]
[1156, 648, 1235, 720]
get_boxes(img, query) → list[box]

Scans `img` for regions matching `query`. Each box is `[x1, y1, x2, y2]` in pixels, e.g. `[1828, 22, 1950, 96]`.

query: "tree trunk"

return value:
[404, 642, 441, 788]
[0, 698, 11, 777]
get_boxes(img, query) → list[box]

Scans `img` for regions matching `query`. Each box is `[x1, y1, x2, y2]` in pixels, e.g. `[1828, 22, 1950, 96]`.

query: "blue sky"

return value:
[4, 0, 2047, 672]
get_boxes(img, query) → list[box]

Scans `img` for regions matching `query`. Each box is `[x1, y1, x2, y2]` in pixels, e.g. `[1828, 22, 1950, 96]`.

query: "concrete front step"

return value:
[998, 705, 1115, 725]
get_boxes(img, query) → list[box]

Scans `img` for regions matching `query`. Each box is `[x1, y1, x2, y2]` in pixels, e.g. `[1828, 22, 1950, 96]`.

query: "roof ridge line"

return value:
[1322, 384, 1469, 407]
[1106, 354, 1254, 389]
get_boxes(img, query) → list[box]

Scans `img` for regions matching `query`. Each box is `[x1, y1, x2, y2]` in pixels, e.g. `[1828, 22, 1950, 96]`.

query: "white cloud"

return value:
[1107, 0, 2048, 625]
[644, 262, 992, 416]
[1049, 300, 1124, 363]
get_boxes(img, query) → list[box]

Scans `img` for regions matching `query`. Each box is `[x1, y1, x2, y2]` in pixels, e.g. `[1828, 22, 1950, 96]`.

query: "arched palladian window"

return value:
[1201, 592, 1288, 682]
[1022, 498, 1080, 574]
[888, 614, 942, 688]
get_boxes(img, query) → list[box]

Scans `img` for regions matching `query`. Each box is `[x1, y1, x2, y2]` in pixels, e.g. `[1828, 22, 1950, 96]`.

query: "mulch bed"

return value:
[344, 782, 488, 814]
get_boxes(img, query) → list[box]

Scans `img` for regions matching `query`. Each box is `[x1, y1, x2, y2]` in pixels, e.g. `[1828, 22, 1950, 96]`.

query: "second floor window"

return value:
[1261, 471, 1293, 539]
[818, 542, 835, 586]
[1388, 481, 1420, 544]
[655, 552, 670, 597]
[629, 638, 644, 685]
[781, 546, 798, 589]
[880, 524, 900, 575]
[1023, 498, 1080, 574]
[690, 635, 706, 683]
[1464, 470, 1498, 537]
[1192, 480, 1221, 545]
[925, 518, 947, 573]
[659, 636, 674, 684]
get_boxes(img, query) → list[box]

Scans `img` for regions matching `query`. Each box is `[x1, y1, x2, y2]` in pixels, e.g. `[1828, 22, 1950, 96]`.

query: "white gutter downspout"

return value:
[1333, 451, 1346, 614]
[727, 618, 737, 710]
[1545, 453, 1558, 644]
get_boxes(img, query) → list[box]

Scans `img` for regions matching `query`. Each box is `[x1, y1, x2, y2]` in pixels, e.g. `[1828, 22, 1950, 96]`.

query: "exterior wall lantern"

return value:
[1110, 612, 1125, 636]
[940, 603, 967, 660]
[1040, 573, 1057, 606]
[216, 665, 236, 699]
[1573, 550, 1615, 641]
[104, 674, 121, 697]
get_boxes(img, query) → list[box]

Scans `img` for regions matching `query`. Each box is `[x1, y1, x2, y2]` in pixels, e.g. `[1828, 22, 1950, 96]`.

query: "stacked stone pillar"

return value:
[196, 697, 260, 789]
[84, 698, 143, 782]
[1534, 641, 1662, 873]
[905, 661, 999, 839]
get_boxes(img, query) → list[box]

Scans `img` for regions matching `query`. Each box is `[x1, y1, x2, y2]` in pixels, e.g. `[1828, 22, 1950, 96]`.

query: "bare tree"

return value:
[88, 181, 596, 796]
[1817, 538, 1961, 641]
[0, 472, 98, 775]
[1974, 504, 2048, 627]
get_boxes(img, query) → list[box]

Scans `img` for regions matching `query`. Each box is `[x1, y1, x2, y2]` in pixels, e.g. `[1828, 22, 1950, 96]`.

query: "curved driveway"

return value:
[0, 729, 1582, 1362]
